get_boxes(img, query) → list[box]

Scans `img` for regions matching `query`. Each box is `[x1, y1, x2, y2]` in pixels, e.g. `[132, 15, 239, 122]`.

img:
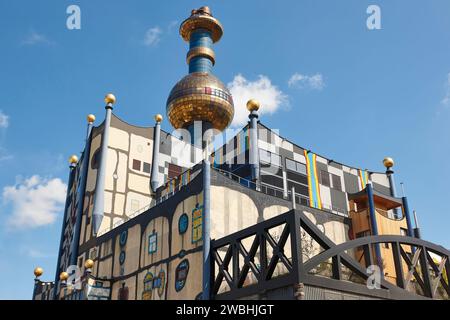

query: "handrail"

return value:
[213, 167, 348, 217]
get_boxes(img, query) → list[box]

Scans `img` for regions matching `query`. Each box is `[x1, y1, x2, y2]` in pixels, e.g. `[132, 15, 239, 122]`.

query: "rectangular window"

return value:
[271, 153, 281, 167]
[296, 162, 307, 175]
[192, 206, 203, 243]
[286, 158, 297, 172]
[102, 239, 112, 257]
[168, 163, 182, 179]
[331, 174, 342, 191]
[148, 232, 157, 254]
[286, 158, 307, 175]
[143, 162, 151, 174]
[132, 159, 141, 171]
[400, 228, 408, 236]
[320, 170, 330, 187]
[259, 149, 271, 164]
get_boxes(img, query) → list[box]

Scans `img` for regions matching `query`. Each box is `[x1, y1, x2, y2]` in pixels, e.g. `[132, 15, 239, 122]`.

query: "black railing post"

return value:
[232, 241, 239, 290]
[391, 242, 405, 289]
[419, 246, 433, 298]
[290, 209, 304, 283]
[259, 230, 268, 283]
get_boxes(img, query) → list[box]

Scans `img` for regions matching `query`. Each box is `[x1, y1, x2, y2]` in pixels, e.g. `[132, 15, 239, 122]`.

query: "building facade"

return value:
[32, 7, 450, 301]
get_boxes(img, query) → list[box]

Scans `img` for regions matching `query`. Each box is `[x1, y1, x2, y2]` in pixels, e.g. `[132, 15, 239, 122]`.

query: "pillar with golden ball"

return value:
[92, 94, 116, 236]
[53, 155, 78, 298]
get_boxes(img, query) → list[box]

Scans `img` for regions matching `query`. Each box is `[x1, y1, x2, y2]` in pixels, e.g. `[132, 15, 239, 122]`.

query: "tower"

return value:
[166, 6, 234, 146]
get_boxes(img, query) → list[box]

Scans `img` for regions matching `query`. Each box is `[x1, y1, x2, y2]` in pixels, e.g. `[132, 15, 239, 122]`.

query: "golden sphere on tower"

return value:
[246, 99, 260, 112]
[59, 272, 69, 281]
[104, 93, 116, 105]
[155, 114, 163, 123]
[383, 157, 395, 168]
[167, 73, 234, 131]
[84, 259, 94, 269]
[34, 267, 43, 278]
[87, 114, 96, 123]
[69, 155, 79, 164]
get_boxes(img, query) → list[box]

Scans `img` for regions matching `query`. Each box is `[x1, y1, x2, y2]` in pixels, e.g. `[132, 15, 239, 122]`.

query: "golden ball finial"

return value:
[104, 93, 116, 105]
[154, 114, 163, 123]
[59, 271, 69, 281]
[246, 99, 260, 112]
[84, 259, 94, 269]
[34, 267, 43, 278]
[87, 114, 96, 123]
[69, 155, 79, 165]
[383, 157, 395, 169]
[198, 6, 211, 16]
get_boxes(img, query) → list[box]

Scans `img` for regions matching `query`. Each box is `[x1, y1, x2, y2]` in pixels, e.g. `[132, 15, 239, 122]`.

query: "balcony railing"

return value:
[211, 209, 450, 300]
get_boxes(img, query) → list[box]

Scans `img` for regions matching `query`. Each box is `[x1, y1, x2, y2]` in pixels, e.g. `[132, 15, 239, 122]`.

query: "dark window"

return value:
[91, 150, 100, 169]
[400, 228, 408, 236]
[143, 162, 151, 174]
[132, 159, 141, 171]
[286, 171, 308, 185]
[356, 230, 371, 238]
[118, 285, 129, 300]
[168, 163, 182, 179]
[287, 181, 309, 197]
[331, 174, 342, 191]
[261, 174, 284, 189]
[320, 170, 330, 187]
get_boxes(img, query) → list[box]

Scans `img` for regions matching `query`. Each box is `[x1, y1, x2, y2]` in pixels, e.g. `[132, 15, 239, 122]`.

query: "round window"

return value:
[178, 213, 189, 234]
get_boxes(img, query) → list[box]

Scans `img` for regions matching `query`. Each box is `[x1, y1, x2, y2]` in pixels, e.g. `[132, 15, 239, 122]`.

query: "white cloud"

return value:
[2, 175, 67, 229]
[143, 27, 162, 47]
[21, 30, 54, 46]
[0, 111, 8, 129]
[441, 73, 450, 106]
[227, 74, 289, 127]
[288, 72, 325, 90]
[167, 20, 179, 33]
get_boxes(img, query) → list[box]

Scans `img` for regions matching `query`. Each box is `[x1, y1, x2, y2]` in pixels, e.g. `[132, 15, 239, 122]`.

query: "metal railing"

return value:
[211, 209, 449, 300]
[214, 167, 348, 217]
[214, 167, 256, 189]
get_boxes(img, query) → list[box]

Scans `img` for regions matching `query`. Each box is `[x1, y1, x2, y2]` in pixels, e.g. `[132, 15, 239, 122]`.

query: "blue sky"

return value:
[0, 0, 450, 299]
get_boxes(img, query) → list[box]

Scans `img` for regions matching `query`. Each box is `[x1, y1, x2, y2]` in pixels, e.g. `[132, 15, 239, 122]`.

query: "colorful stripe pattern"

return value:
[304, 150, 322, 209]
[165, 170, 191, 194]
[358, 169, 369, 190]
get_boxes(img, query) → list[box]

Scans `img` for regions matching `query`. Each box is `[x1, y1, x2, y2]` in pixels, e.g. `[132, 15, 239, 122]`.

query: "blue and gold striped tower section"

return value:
[166, 7, 234, 300]
[92, 93, 116, 236]
[166, 6, 234, 144]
